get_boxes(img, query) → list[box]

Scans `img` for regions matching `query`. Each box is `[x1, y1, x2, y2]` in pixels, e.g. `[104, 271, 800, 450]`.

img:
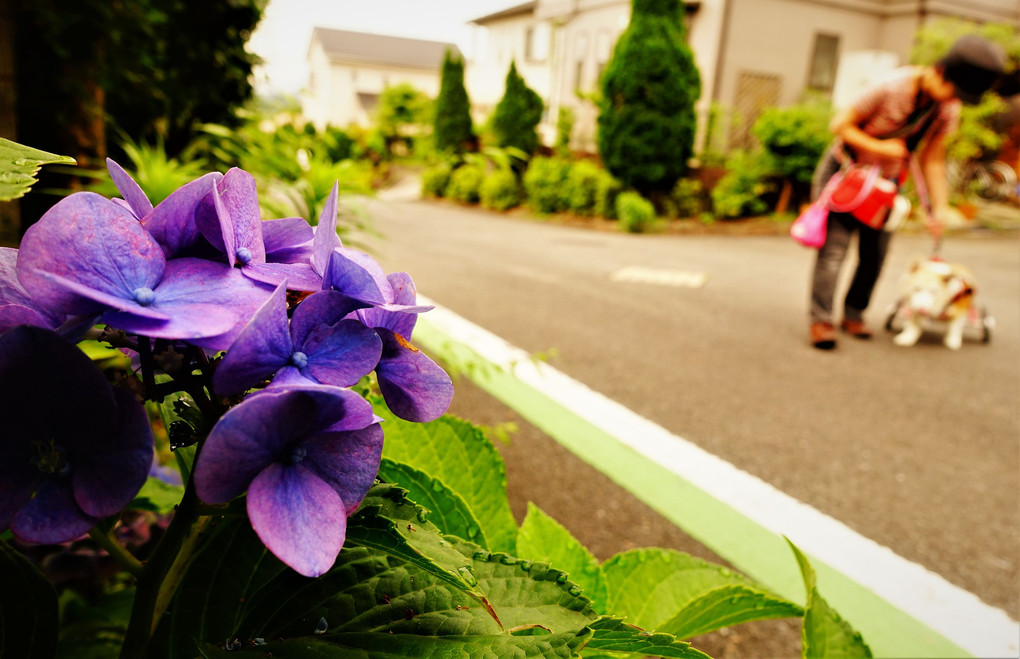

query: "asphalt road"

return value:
[353, 190, 1020, 636]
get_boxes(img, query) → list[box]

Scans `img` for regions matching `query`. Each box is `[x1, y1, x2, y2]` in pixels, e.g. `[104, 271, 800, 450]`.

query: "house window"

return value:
[807, 33, 840, 91]
[525, 23, 550, 62]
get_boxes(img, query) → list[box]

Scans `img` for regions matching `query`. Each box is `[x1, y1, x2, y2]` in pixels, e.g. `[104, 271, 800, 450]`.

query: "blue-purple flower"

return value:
[356, 273, 453, 422]
[0, 326, 153, 544]
[193, 385, 382, 577]
[212, 282, 382, 396]
[0, 247, 62, 333]
[16, 192, 273, 351]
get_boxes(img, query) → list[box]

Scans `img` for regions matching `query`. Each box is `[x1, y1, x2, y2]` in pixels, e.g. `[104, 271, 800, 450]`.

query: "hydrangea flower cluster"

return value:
[0, 161, 453, 577]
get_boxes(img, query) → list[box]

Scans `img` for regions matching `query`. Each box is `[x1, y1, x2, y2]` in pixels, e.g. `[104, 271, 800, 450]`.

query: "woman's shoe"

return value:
[811, 322, 837, 350]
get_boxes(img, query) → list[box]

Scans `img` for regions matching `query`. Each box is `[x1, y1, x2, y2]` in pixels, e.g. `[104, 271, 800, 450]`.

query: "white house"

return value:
[302, 28, 460, 130]
[465, 0, 1019, 152]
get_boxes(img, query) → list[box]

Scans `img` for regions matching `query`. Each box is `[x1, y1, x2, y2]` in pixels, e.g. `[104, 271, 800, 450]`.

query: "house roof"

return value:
[310, 27, 460, 70]
[469, 1, 537, 25]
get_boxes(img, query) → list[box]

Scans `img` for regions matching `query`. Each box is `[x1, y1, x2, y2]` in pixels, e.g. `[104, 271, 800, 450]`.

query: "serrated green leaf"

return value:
[130, 475, 186, 514]
[517, 503, 608, 609]
[601, 548, 794, 636]
[659, 583, 802, 640]
[378, 458, 488, 547]
[0, 137, 76, 201]
[377, 407, 518, 553]
[345, 483, 487, 603]
[787, 540, 872, 658]
[580, 617, 712, 658]
[198, 629, 591, 658]
[0, 538, 58, 659]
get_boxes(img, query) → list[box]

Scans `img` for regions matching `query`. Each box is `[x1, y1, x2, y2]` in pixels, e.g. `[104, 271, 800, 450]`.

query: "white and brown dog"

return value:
[893, 257, 977, 350]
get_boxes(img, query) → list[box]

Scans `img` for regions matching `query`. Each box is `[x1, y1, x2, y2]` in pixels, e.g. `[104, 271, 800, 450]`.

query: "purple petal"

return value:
[241, 261, 323, 292]
[302, 423, 383, 513]
[324, 248, 392, 306]
[17, 193, 166, 315]
[269, 365, 318, 387]
[194, 389, 311, 504]
[106, 158, 153, 219]
[375, 329, 453, 422]
[12, 479, 96, 545]
[0, 465, 40, 533]
[263, 217, 314, 263]
[291, 290, 368, 346]
[311, 182, 340, 277]
[0, 304, 57, 332]
[247, 463, 347, 577]
[72, 387, 154, 518]
[299, 320, 382, 387]
[198, 169, 265, 267]
[143, 172, 222, 257]
[212, 283, 293, 396]
[33, 270, 171, 321]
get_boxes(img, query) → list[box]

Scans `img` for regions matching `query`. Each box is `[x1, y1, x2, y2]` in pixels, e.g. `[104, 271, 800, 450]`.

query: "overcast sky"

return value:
[248, 0, 517, 96]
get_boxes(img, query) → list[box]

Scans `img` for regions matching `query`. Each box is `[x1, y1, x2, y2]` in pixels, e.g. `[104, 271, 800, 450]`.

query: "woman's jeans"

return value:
[810, 211, 892, 324]
[809, 146, 892, 325]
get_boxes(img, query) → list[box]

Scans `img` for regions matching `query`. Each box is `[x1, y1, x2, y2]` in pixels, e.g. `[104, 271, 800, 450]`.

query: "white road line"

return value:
[417, 295, 1020, 659]
[610, 266, 708, 288]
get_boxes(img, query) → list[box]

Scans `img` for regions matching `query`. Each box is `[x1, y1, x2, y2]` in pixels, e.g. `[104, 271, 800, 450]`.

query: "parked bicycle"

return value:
[947, 159, 1018, 201]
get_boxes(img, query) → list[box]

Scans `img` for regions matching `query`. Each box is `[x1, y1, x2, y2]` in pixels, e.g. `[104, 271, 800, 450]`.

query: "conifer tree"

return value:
[433, 50, 476, 154]
[492, 61, 544, 156]
[597, 0, 701, 194]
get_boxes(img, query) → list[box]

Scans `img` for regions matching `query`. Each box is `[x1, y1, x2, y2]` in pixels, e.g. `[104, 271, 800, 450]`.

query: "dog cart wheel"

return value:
[884, 300, 904, 333]
[980, 306, 994, 344]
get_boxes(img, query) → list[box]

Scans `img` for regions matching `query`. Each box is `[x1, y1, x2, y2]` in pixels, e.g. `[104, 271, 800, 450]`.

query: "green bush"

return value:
[597, 0, 701, 195]
[564, 160, 604, 216]
[523, 156, 570, 214]
[446, 164, 485, 204]
[480, 169, 522, 211]
[616, 190, 657, 233]
[421, 163, 453, 198]
[752, 101, 832, 185]
[434, 50, 476, 154]
[710, 150, 774, 219]
[595, 169, 624, 219]
[671, 177, 704, 218]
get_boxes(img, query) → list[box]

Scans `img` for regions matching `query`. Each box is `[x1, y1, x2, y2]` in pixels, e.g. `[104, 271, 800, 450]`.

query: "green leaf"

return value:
[517, 503, 608, 610]
[377, 407, 518, 553]
[55, 589, 134, 659]
[659, 583, 802, 640]
[345, 483, 487, 603]
[601, 548, 798, 638]
[130, 475, 186, 514]
[377, 458, 488, 547]
[161, 517, 289, 659]
[787, 540, 873, 658]
[0, 137, 75, 201]
[198, 629, 590, 658]
[0, 538, 58, 659]
[580, 617, 712, 658]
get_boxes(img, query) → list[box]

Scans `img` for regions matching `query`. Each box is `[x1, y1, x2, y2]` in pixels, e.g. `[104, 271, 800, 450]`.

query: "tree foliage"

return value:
[433, 50, 476, 154]
[597, 0, 701, 195]
[492, 61, 544, 157]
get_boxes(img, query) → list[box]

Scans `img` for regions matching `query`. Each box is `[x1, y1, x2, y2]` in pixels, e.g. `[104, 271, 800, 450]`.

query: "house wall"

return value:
[304, 37, 444, 130]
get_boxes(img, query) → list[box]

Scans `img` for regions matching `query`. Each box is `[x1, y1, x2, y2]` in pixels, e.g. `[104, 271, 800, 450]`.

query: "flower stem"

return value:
[88, 527, 143, 576]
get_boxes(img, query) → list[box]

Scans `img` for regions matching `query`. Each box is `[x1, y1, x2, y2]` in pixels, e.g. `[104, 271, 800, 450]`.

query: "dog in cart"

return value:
[884, 250, 993, 349]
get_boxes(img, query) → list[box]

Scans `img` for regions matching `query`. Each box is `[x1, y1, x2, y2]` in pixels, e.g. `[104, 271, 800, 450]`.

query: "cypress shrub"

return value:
[492, 62, 544, 157]
[434, 50, 475, 154]
[597, 0, 701, 195]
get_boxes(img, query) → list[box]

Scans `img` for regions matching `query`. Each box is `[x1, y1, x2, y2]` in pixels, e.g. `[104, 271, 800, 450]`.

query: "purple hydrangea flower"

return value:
[193, 385, 382, 577]
[0, 326, 154, 544]
[16, 192, 273, 351]
[212, 282, 382, 396]
[356, 273, 453, 422]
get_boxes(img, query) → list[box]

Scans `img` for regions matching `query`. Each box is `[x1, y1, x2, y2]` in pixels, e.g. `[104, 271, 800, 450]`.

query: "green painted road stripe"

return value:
[412, 302, 1016, 658]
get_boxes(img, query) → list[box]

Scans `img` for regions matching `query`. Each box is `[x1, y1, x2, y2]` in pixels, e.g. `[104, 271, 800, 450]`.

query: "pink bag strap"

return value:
[826, 165, 881, 213]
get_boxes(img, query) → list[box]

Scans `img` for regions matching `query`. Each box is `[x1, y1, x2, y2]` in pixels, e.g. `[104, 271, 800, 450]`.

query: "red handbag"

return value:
[826, 165, 900, 229]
